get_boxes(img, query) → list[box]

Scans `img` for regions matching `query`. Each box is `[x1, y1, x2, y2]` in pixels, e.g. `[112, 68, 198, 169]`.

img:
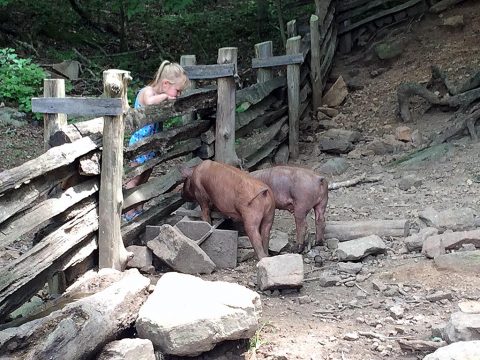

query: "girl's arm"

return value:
[140, 87, 174, 105]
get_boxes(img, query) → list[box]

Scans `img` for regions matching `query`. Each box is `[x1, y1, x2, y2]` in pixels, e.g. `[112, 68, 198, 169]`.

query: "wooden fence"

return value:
[0, 7, 340, 322]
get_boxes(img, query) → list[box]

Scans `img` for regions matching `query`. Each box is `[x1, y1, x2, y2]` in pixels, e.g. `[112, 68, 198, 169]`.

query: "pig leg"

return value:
[314, 196, 328, 246]
[291, 209, 308, 254]
[244, 217, 268, 259]
[259, 214, 273, 256]
[196, 194, 212, 224]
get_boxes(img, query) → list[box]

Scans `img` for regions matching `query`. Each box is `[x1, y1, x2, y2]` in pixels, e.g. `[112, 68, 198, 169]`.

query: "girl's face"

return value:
[161, 76, 186, 98]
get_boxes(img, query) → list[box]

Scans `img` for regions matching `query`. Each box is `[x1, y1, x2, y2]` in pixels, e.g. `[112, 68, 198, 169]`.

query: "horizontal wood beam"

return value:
[183, 64, 235, 79]
[32, 97, 123, 116]
[252, 54, 304, 69]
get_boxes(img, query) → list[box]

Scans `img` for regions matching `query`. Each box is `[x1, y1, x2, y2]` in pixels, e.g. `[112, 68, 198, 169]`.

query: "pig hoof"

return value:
[291, 244, 305, 254]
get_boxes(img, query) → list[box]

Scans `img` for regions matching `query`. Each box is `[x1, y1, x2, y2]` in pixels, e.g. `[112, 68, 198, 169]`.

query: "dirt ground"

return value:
[1, 1, 480, 359]
[200, 2, 480, 360]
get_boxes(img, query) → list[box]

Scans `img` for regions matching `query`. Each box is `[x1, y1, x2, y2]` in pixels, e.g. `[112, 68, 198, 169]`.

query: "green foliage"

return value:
[0, 48, 46, 114]
[163, 116, 182, 129]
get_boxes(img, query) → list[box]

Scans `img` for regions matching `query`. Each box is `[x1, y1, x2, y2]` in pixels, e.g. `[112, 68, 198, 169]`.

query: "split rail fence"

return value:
[0, 0, 428, 322]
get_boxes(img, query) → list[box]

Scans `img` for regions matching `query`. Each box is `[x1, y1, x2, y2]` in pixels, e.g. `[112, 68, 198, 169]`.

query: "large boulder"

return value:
[136, 272, 261, 356]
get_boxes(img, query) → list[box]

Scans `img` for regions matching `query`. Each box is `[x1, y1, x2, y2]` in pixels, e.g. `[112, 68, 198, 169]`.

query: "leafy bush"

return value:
[0, 48, 46, 113]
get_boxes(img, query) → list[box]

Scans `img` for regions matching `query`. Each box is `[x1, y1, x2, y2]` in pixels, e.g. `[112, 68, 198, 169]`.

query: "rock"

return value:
[441, 15, 465, 29]
[126, 245, 153, 269]
[317, 107, 339, 118]
[318, 272, 341, 287]
[322, 76, 348, 107]
[458, 301, 480, 314]
[422, 230, 480, 258]
[326, 238, 340, 250]
[317, 137, 353, 154]
[338, 262, 363, 275]
[444, 312, 480, 342]
[317, 158, 349, 176]
[237, 248, 255, 263]
[147, 225, 215, 275]
[322, 128, 362, 143]
[200, 229, 238, 269]
[136, 272, 261, 356]
[52, 60, 81, 80]
[365, 137, 406, 155]
[423, 341, 480, 360]
[395, 126, 412, 142]
[374, 40, 404, 60]
[175, 219, 212, 242]
[426, 291, 453, 302]
[336, 235, 387, 261]
[419, 207, 477, 232]
[389, 305, 404, 319]
[372, 279, 387, 292]
[343, 332, 359, 341]
[274, 144, 289, 165]
[0, 107, 28, 127]
[238, 236, 253, 249]
[268, 230, 289, 254]
[97, 338, 155, 360]
[398, 174, 423, 191]
[434, 250, 480, 273]
[257, 254, 304, 290]
[404, 227, 438, 252]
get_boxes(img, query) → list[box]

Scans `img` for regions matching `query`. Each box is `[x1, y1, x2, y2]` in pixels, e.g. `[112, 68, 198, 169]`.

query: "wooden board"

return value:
[252, 54, 304, 69]
[32, 97, 123, 116]
[183, 63, 235, 79]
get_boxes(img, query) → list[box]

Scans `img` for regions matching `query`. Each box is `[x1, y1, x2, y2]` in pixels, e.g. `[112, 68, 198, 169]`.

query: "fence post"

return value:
[215, 47, 239, 166]
[180, 55, 197, 124]
[286, 36, 301, 160]
[286, 20, 297, 38]
[43, 79, 68, 295]
[43, 79, 67, 150]
[310, 14, 322, 110]
[99, 69, 131, 271]
[254, 41, 273, 83]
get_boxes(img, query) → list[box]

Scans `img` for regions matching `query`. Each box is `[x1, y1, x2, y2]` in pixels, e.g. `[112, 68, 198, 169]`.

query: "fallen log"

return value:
[0, 178, 99, 248]
[49, 117, 104, 146]
[121, 192, 184, 246]
[244, 126, 288, 169]
[431, 108, 480, 145]
[123, 157, 201, 210]
[325, 219, 410, 241]
[0, 135, 101, 194]
[236, 104, 287, 139]
[124, 120, 210, 162]
[397, 339, 447, 352]
[0, 200, 98, 321]
[236, 77, 286, 106]
[328, 173, 382, 190]
[235, 95, 277, 131]
[0, 269, 150, 360]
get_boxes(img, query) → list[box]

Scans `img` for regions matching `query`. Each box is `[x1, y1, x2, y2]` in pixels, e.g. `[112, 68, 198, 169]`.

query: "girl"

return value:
[123, 60, 190, 221]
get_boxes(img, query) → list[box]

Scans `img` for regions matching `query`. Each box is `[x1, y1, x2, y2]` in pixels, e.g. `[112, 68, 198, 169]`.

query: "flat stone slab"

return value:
[201, 229, 238, 269]
[97, 338, 155, 360]
[434, 250, 480, 273]
[136, 272, 261, 357]
[424, 341, 480, 360]
[147, 225, 215, 275]
[422, 230, 480, 258]
[444, 311, 480, 342]
[336, 235, 387, 261]
[257, 254, 304, 290]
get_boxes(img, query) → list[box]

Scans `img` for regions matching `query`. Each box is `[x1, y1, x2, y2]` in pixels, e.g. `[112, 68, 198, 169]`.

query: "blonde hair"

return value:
[150, 60, 190, 90]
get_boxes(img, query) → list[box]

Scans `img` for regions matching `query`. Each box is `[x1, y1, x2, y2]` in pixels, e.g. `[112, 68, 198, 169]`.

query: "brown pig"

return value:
[180, 160, 275, 259]
[250, 166, 328, 253]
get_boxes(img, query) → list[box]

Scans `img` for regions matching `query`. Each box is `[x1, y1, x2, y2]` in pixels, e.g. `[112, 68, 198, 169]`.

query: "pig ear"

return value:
[179, 165, 194, 179]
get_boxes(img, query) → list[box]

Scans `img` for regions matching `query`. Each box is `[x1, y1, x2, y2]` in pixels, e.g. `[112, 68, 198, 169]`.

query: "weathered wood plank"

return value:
[320, 26, 338, 81]
[125, 87, 217, 131]
[124, 120, 210, 162]
[215, 47, 239, 166]
[337, 0, 371, 12]
[0, 164, 75, 224]
[180, 55, 197, 124]
[121, 192, 184, 246]
[183, 63, 235, 79]
[236, 116, 287, 160]
[337, 0, 394, 22]
[0, 135, 101, 194]
[123, 157, 201, 210]
[338, 0, 423, 34]
[32, 97, 123, 116]
[325, 219, 410, 241]
[236, 102, 287, 138]
[0, 179, 99, 248]
[245, 129, 288, 170]
[0, 201, 98, 321]
[50, 117, 104, 146]
[123, 138, 202, 184]
[236, 95, 277, 131]
[236, 76, 286, 106]
[252, 54, 304, 69]
[310, 14, 322, 110]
